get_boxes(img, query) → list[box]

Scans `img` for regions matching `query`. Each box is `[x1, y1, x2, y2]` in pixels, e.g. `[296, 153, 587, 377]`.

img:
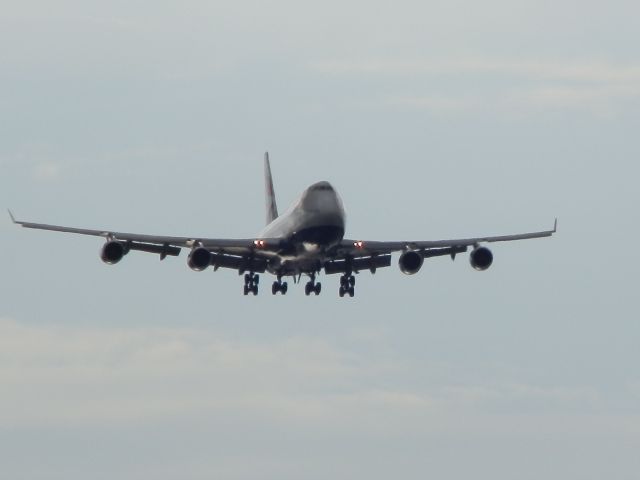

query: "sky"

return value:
[1, 1, 639, 479]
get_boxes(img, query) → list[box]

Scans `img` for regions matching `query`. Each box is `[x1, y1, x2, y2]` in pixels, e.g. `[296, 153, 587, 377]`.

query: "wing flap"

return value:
[324, 254, 392, 274]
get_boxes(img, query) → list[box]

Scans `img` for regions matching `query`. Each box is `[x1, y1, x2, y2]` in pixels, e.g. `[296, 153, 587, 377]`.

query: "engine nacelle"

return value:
[399, 250, 424, 275]
[101, 241, 126, 265]
[188, 247, 212, 271]
[470, 246, 493, 271]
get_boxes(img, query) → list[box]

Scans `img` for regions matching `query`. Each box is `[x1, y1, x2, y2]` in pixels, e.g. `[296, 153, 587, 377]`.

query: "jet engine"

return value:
[101, 240, 126, 265]
[188, 247, 212, 271]
[399, 250, 424, 275]
[470, 246, 493, 271]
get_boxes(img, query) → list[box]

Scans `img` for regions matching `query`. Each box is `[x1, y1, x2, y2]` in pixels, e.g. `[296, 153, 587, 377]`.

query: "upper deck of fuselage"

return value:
[308, 181, 334, 192]
[259, 180, 346, 243]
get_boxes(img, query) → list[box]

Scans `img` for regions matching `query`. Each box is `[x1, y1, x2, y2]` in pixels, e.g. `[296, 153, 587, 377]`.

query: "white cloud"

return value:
[0, 318, 362, 427]
[1, 319, 639, 479]
[309, 58, 640, 83]
[32, 162, 63, 181]
[0, 318, 626, 433]
[511, 84, 640, 111]
[309, 58, 640, 114]
[383, 95, 480, 113]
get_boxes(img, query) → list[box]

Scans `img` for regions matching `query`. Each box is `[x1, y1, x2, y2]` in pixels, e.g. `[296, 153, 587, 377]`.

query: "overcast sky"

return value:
[1, 1, 639, 479]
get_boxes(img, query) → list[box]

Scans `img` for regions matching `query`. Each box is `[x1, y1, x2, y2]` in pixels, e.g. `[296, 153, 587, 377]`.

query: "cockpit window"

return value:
[312, 183, 333, 191]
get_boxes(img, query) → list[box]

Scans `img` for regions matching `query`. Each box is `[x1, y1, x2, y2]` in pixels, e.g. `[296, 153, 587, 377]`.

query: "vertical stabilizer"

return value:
[264, 152, 279, 224]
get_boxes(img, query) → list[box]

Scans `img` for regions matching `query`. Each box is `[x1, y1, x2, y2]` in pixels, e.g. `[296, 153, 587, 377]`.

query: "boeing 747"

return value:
[10, 153, 556, 297]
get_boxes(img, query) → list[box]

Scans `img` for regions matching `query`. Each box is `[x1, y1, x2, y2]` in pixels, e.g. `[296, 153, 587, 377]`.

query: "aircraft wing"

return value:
[8, 211, 284, 256]
[335, 220, 557, 258]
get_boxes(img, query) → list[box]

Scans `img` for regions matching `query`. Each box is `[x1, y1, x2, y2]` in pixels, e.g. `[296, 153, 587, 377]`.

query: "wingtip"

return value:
[553, 218, 558, 233]
[8, 209, 16, 223]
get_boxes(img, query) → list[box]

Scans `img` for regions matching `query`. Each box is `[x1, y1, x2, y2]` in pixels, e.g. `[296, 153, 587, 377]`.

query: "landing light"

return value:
[254, 239, 266, 248]
[353, 241, 365, 249]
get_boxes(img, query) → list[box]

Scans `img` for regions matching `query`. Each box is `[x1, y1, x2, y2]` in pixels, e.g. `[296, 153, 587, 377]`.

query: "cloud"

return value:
[0, 318, 361, 427]
[32, 162, 63, 181]
[0, 318, 625, 433]
[309, 58, 640, 114]
[309, 58, 640, 83]
[2, 318, 640, 480]
[382, 95, 480, 113]
[0, 319, 439, 430]
[511, 84, 640, 111]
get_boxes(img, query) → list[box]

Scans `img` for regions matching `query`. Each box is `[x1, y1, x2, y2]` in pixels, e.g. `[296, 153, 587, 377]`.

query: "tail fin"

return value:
[264, 152, 279, 224]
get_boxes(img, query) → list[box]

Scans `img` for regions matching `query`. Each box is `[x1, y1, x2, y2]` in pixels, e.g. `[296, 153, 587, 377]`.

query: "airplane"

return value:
[9, 153, 556, 297]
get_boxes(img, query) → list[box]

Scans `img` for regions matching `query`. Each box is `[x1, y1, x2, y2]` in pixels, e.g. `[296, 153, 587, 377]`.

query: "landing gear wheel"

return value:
[339, 274, 355, 297]
[243, 272, 259, 296]
[304, 272, 322, 297]
[340, 274, 356, 287]
[272, 279, 288, 295]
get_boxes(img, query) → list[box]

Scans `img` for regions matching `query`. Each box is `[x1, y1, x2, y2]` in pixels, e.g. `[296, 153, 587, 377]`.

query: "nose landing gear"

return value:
[243, 273, 259, 296]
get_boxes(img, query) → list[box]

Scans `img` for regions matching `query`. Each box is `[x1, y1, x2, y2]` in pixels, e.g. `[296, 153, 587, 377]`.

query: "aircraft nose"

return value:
[309, 181, 334, 192]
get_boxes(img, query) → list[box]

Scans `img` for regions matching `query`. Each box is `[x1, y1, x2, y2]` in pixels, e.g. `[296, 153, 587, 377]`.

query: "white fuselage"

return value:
[258, 181, 346, 275]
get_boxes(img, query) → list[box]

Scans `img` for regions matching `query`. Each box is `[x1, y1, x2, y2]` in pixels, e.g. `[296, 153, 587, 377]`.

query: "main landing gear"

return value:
[339, 274, 355, 297]
[304, 274, 322, 296]
[272, 277, 288, 295]
[242, 272, 355, 297]
[243, 273, 259, 296]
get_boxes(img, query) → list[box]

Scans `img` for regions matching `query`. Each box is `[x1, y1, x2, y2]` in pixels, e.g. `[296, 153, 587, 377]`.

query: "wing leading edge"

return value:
[336, 220, 557, 258]
[8, 210, 284, 256]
